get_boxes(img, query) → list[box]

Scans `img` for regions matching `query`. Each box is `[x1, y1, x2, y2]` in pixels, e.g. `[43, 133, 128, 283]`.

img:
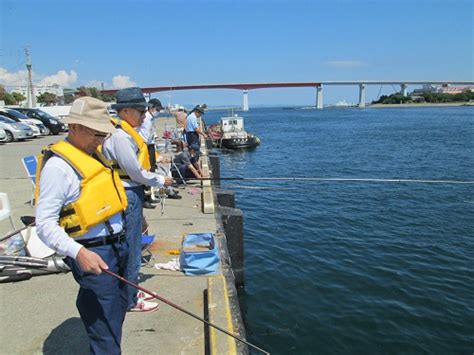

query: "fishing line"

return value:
[191, 177, 474, 185]
[103, 270, 270, 354]
[2, 177, 472, 184]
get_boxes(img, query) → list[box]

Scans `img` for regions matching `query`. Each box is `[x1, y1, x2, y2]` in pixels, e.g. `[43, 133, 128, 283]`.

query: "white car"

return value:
[0, 108, 49, 136]
[0, 127, 6, 143]
[0, 115, 34, 142]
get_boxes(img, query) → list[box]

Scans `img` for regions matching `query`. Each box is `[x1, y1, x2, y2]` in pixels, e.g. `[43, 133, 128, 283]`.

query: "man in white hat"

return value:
[36, 96, 129, 354]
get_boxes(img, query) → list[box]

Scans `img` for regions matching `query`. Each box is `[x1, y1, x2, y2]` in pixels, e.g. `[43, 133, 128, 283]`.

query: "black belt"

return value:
[76, 232, 126, 248]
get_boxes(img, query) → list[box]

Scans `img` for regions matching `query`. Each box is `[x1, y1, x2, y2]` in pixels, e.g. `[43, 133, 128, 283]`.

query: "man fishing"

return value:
[101, 87, 173, 312]
[185, 105, 207, 147]
[35, 97, 129, 354]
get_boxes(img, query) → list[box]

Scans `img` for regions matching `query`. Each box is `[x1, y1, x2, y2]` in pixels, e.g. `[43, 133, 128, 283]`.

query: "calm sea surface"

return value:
[205, 106, 473, 354]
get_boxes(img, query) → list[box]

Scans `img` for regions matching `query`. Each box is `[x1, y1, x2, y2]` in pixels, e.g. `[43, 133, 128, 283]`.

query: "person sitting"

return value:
[171, 143, 208, 184]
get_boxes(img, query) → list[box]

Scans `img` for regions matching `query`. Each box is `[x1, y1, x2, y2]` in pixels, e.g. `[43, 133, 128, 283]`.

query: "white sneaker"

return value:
[128, 299, 159, 313]
[137, 290, 159, 301]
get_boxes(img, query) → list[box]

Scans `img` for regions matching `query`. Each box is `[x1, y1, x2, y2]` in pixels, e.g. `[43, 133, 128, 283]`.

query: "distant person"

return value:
[172, 143, 208, 183]
[185, 105, 207, 147]
[171, 106, 187, 140]
[102, 87, 173, 313]
[35, 97, 129, 354]
[138, 98, 164, 208]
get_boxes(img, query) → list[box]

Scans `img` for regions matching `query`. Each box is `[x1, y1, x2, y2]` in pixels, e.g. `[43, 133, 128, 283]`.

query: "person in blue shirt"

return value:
[185, 105, 207, 147]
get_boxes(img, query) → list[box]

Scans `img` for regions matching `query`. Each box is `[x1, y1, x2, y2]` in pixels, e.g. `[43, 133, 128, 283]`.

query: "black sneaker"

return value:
[167, 193, 182, 200]
[143, 201, 156, 209]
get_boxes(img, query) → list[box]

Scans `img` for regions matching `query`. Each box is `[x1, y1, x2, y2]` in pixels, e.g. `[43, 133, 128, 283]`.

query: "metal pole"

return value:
[103, 269, 269, 354]
[25, 46, 36, 108]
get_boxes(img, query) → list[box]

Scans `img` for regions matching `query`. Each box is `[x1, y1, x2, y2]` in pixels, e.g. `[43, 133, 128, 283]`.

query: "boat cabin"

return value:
[220, 116, 245, 133]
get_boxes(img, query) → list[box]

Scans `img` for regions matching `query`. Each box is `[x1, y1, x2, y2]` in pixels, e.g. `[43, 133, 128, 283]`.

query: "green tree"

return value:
[0, 85, 17, 105]
[12, 92, 26, 105]
[76, 86, 90, 97]
[37, 92, 59, 106]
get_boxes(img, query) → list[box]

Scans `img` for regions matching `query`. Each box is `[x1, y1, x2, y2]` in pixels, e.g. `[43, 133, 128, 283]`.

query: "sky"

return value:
[0, 0, 473, 107]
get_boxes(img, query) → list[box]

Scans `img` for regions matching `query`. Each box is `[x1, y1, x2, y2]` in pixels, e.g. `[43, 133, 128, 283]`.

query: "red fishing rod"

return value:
[103, 269, 269, 354]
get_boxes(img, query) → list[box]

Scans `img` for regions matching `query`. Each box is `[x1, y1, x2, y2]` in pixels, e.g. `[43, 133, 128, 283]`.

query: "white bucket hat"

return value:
[63, 96, 116, 133]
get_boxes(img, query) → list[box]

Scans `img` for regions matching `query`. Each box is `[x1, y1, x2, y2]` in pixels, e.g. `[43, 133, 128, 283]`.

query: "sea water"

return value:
[205, 106, 473, 354]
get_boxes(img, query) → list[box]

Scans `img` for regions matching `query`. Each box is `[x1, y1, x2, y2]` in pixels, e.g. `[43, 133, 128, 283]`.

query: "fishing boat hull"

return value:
[220, 135, 260, 149]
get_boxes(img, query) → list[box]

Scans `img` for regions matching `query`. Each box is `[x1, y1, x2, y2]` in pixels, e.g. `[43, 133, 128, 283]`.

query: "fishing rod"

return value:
[188, 177, 474, 185]
[0, 223, 35, 243]
[103, 269, 269, 355]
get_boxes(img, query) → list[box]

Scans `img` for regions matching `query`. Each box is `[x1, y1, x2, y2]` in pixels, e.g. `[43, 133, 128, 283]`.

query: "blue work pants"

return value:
[185, 131, 199, 147]
[66, 240, 129, 355]
[124, 186, 144, 309]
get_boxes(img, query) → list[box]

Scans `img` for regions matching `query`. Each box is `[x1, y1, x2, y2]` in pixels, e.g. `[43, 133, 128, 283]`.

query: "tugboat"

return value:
[207, 115, 260, 149]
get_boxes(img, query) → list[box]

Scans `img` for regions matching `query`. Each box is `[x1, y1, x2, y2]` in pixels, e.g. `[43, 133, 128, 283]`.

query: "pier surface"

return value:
[0, 115, 246, 354]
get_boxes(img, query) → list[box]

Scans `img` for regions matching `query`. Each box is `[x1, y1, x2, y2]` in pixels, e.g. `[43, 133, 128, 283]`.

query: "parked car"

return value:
[0, 115, 34, 142]
[0, 127, 6, 143]
[0, 108, 49, 135]
[13, 108, 66, 135]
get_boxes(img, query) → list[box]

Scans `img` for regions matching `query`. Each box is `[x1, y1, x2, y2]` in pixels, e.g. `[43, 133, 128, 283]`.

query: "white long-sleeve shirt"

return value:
[137, 111, 156, 145]
[101, 126, 165, 188]
[36, 154, 124, 259]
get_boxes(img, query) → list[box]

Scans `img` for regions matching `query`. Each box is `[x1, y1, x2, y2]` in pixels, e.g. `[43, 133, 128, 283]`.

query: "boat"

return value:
[334, 99, 355, 107]
[207, 115, 260, 149]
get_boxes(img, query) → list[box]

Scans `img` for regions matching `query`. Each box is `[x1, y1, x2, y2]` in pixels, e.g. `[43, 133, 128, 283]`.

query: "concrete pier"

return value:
[316, 85, 323, 109]
[0, 115, 248, 354]
[242, 90, 249, 112]
[401, 83, 408, 97]
[358, 83, 366, 108]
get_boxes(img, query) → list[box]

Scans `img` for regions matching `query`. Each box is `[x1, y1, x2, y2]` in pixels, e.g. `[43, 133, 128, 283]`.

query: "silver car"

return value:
[0, 108, 49, 136]
[0, 127, 6, 143]
[0, 115, 34, 142]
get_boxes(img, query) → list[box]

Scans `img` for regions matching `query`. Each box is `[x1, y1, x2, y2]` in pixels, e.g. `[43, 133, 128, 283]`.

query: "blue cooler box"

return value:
[180, 233, 220, 275]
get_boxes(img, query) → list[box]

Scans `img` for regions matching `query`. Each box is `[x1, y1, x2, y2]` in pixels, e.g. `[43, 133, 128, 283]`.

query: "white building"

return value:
[12, 84, 64, 99]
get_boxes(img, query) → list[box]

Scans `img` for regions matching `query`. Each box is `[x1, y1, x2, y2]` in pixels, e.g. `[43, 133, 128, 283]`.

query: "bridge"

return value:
[101, 80, 474, 111]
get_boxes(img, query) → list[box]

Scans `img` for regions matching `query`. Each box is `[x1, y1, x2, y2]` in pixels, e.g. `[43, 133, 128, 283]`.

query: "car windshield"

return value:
[4, 109, 30, 120]
[35, 110, 56, 119]
[0, 115, 16, 123]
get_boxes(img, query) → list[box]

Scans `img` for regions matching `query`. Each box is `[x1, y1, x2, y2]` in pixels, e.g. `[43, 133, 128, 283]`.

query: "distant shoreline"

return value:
[368, 102, 474, 108]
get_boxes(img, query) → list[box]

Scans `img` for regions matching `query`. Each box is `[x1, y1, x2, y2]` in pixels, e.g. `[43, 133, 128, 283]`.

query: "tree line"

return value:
[372, 91, 474, 105]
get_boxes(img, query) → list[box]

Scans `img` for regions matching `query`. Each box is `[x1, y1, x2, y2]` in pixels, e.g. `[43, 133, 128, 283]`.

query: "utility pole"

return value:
[25, 46, 36, 108]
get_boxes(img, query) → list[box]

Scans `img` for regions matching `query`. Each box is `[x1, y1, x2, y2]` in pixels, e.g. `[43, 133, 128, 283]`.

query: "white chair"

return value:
[0, 192, 16, 230]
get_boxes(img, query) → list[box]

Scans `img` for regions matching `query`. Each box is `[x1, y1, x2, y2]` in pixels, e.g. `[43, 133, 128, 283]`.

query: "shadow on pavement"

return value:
[43, 317, 89, 354]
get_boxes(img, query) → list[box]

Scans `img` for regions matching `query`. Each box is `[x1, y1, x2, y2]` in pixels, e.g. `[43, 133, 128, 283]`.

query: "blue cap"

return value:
[188, 144, 200, 152]
[111, 87, 149, 110]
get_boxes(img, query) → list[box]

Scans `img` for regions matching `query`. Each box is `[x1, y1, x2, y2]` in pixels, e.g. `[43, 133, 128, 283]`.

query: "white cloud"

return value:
[0, 67, 29, 86]
[39, 70, 78, 86]
[112, 75, 136, 89]
[325, 60, 368, 68]
[0, 67, 78, 88]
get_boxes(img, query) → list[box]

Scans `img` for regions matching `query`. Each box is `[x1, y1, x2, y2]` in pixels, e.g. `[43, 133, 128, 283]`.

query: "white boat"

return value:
[207, 115, 260, 149]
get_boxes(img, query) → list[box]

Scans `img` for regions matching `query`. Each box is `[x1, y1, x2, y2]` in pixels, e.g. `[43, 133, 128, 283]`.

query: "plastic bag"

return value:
[0, 234, 26, 256]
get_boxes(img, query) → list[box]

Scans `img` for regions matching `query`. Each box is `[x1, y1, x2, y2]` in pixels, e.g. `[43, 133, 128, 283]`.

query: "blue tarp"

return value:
[180, 233, 220, 275]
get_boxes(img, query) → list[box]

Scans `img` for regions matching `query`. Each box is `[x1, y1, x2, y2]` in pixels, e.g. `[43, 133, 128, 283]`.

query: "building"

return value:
[438, 86, 473, 95]
[11, 84, 65, 105]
